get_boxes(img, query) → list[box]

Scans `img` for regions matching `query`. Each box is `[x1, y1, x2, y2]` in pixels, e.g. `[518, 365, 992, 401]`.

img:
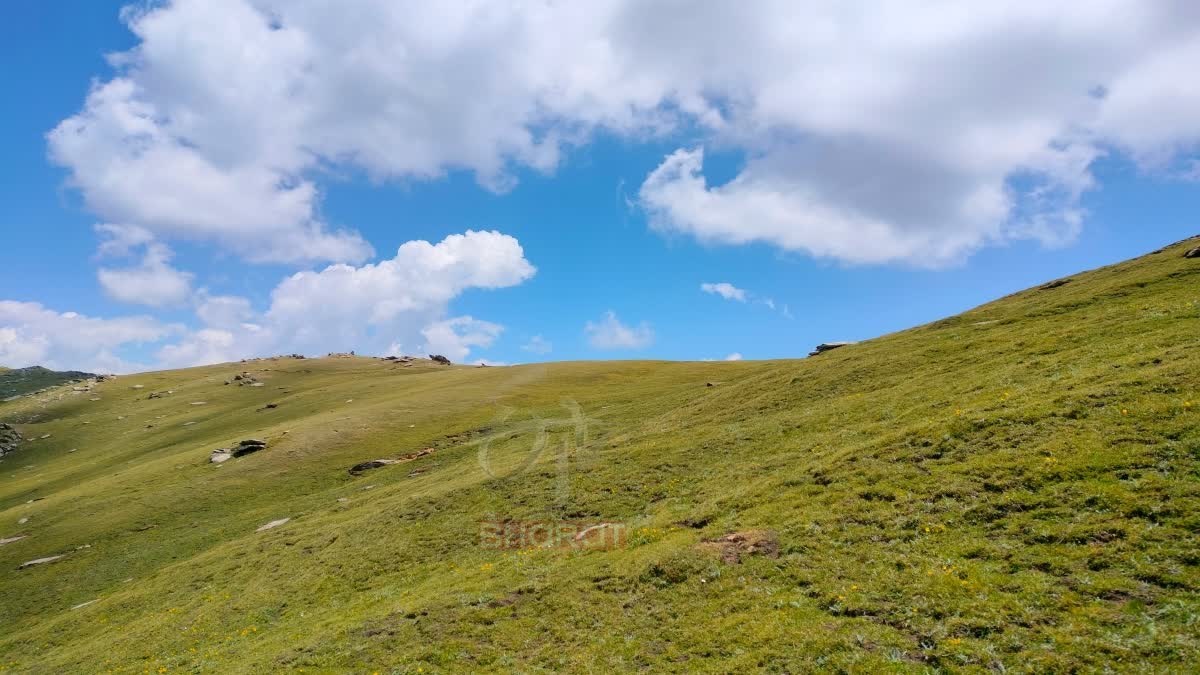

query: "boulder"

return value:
[808, 342, 856, 356]
[256, 518, 290, 532]
[1185, 246, 1200, 259]
[18, 554, 64, 570]
[0, 423, 22, 458]
[210, 439, 266, 463]
[429, 354, 452, 365]
[231, 439, 267, 457]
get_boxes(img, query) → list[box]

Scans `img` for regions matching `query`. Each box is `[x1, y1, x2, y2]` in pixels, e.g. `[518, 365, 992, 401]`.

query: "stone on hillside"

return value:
[0, 423, 22, 458]
[228, 439, 267, 458]
[131, 385, 144, 389]
[429, 354, 451, 365]
[249, 382, 265, 387]
[1185, 246, 1200, 259]
[256, 518, 290, 532]
[349, 459, 401, 475]
[808, 342, 856, 357]
[1, 535, 27, 546]
[1039, 278, 1071, 290]
[210, 449, 233, 463]
[18, 554, 64, 570]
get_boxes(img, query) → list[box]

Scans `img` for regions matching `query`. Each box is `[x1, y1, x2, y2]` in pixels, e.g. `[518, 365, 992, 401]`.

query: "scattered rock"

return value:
[18, 517, 29, 525]
[249, 382, 265, 387]
[697, 530, 780, 565]
[349, 459, 402, 475]
[210, 449, 233, 464]
[256, 518, 290, 532]
[147, 390, 173, 399]
[241, 439, 268, 457]
[429, 354, 452, 365]
[70, 599, 99, 610]
[18, 554, 65, 570]
[1185, 246, 1200, 259]
[0, 423, 22, 458]
[808, 342, 856, 357]
[1, 535, 27, 546]
[190, 401, 207, 406]
[1039, 278, 1071, 290]
[182, 421, 196, 426]
[348, 447, 435, 475]
[706, 382, 714, 387]
[131, 385, 144, 390]
[336, 497, 349, 503]
[256, 403, 278, 412]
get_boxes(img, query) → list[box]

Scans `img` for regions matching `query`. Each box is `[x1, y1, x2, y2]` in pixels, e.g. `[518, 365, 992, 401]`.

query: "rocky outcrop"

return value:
[210, 439, 267, 463]
[256, 518, 290, 532]
[0, 423, 22, 458]
[1185, 246, 1200, 259]
[808, 342, 855, 357]
[429, 354, 451, 365]
[18, 554, 64, 570]
[349, 447, 435, 475]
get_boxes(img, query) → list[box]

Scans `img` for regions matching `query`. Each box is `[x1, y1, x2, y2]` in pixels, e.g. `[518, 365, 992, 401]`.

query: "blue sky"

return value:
[2, 1, 1198, 372]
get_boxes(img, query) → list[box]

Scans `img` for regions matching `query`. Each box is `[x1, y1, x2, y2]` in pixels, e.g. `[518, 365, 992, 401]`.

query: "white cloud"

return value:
[521, 334, 553, 355]
[700, 282, 747, 302]
[2, 230, 533, 372]
[585, 311, 653, 350]
[97, 241, 193, 308]
[422, 317, 504, 363]
[724, 352, 743, 361]
[0, 301, 177, 373]
[49, 1, 1200, 268]
[158, 230, 533, 367]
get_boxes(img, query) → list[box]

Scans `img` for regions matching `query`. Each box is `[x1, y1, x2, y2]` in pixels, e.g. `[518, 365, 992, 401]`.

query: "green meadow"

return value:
[1, 237, 1198, 672]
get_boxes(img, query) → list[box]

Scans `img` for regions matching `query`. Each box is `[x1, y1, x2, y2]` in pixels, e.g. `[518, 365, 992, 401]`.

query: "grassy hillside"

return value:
[0, 366, 97, 400]
[1, 237, 1198, 673]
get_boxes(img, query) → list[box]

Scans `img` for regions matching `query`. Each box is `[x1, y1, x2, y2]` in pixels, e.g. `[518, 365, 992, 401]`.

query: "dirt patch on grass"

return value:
[696, 529, 780, 564]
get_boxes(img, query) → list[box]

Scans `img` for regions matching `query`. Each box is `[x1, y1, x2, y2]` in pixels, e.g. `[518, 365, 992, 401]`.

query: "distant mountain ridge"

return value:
[0, 366, 98, 399]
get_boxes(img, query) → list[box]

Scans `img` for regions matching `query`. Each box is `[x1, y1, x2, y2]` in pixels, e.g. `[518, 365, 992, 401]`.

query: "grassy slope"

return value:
[1, 238, 1198, 673]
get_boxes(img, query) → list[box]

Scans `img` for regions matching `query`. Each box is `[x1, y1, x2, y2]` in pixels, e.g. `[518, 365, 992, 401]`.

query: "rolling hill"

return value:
[0, 366, 98, 400]
[1, 237, 1198, 672]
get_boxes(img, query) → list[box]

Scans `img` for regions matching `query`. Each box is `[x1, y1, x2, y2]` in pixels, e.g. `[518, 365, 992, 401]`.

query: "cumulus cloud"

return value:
[3, 231, 533, 371]
[0, 301, 177, 372]
[97, 240, 194, 308]
[48, 1, 1200, 267]
[159, 230, 533, 367]
[700, 282, 747, 302]
[422, 317, 504, 363]
[521, 334, 553, 355]
[585, 311, 653, 350]
[724, 352, 743, 361]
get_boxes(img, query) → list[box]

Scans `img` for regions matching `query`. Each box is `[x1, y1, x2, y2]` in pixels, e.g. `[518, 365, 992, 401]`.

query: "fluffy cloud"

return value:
[421, 317, 503, 363]
[724, 352, 744, 361]
[700, 282, 747, 302]
[585, 311, 653, 350]
[49, 1, 1200, 267]
[159, 230, 533, 367]
[0, 301, 177, 372]
[521, 335, 553, 355]
[3, 231, 532, 371]
[97, 240, 194, 308]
